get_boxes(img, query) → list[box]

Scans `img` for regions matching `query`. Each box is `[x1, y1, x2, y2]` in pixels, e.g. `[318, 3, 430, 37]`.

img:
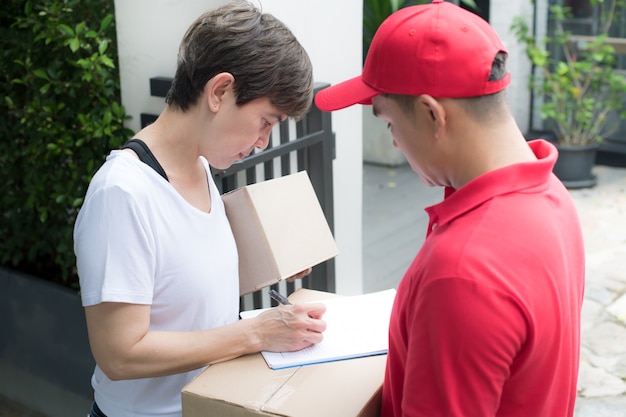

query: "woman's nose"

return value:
[256, 133, 271, 150]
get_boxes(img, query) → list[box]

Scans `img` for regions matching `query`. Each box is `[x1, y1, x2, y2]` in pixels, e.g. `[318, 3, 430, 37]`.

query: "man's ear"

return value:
[206, 72, 235, 112]
[418, 95, 446, 138]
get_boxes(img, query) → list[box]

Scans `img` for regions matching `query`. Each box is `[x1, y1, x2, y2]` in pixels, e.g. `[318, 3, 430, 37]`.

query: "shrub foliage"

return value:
[512, 0, 626, 146]
[0, 0, 133, 287]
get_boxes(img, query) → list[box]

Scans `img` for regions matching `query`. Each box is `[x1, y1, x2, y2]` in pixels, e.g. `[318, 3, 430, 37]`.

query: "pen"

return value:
[269, 289, 292, 306]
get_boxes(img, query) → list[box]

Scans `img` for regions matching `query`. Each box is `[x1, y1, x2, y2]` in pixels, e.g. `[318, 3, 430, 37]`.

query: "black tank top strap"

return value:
[121, 138, 169, 182]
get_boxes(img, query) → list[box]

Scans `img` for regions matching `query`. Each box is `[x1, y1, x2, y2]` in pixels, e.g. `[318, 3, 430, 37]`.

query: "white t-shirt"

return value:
[74, 150, 239, 417]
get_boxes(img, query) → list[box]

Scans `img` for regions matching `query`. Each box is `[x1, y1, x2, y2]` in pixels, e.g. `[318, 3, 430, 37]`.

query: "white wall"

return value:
[491, 0, 535, 134]
[113, 0, 364, 295]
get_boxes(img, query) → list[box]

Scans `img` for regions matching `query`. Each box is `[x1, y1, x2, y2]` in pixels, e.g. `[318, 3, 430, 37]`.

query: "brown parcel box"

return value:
[182, 289, 387, 417]
[222, 171, 339, 295]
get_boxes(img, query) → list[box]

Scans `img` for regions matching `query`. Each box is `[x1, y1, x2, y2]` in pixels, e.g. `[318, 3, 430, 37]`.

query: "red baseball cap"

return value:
[315, 0, 510, 111]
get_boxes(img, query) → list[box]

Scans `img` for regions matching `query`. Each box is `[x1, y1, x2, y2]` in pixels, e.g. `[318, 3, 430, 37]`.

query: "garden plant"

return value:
[0, 0, 133, 288]
[512, 0, 626, 146]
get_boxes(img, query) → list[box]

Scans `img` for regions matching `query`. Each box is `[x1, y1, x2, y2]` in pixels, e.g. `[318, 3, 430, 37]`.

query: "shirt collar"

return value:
[425, 140, 558, 233]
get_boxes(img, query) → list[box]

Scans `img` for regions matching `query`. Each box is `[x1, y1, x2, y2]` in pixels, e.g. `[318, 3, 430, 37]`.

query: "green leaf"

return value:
[69, 38, 80, 52]
[75, 21, 86, 35]
[100, 55, 114, 68]
[556, 62, 570, 76]
[58, 24, 74, 37]
[33, 69, 49, 80]
[460, 0, 478, 9]
[98, 39, 109, 55]
[100, 14, 113, 32]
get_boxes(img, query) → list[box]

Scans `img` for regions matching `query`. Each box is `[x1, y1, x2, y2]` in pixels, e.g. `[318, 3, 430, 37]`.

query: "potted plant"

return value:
[512, 0, 626, 188]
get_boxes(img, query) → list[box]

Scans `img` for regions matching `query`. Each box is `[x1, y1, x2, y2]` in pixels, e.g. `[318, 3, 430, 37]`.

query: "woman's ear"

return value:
[205, 72, 235, 112]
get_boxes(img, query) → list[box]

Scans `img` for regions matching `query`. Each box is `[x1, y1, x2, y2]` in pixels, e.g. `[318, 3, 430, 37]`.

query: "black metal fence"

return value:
[141, 79, 336, 309]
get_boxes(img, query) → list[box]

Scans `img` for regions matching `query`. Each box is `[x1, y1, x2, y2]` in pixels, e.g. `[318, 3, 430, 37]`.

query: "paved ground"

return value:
[571, 165, 626, 416]
[0, 395, 45, 417]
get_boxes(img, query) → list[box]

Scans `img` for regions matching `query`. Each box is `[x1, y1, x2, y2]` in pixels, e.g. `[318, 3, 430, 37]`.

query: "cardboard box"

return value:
[182, 289, 386, 417]
[222, 171, 339, 295]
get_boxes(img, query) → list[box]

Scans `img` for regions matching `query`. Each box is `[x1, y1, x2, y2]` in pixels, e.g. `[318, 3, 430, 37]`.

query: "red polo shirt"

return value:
[382, 140, 585, 417]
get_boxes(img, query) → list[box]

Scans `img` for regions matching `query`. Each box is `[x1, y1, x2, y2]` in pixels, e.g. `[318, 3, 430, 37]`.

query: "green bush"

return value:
[0, 0, 133, 288]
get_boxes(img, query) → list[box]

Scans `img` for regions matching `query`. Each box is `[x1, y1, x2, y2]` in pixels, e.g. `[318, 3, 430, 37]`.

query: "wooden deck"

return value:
[362, 163, 442, 293]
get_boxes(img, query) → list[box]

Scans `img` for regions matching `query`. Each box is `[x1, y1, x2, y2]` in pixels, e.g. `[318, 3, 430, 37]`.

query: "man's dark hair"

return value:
[455, 51, 509, 122]
[165, 1, 313, 120]
[387, 52, 509, 122]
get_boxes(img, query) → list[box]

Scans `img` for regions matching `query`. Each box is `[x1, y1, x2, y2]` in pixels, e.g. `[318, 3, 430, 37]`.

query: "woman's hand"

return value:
[253, 302, 327, 352]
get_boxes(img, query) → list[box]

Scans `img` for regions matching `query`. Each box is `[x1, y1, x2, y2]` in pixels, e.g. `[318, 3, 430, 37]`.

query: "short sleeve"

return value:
[74, 184, 155, 306]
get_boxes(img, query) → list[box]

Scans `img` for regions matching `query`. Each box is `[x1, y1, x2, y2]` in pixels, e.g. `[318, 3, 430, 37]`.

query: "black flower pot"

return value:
[553, 143, 599, 189]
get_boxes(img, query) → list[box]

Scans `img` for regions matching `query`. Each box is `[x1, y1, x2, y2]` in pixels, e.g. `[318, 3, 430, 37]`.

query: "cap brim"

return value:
[314, 75, 381, 112]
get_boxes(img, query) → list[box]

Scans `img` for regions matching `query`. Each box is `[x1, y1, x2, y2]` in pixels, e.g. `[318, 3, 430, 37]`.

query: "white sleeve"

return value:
[74, 184, 155, 307]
